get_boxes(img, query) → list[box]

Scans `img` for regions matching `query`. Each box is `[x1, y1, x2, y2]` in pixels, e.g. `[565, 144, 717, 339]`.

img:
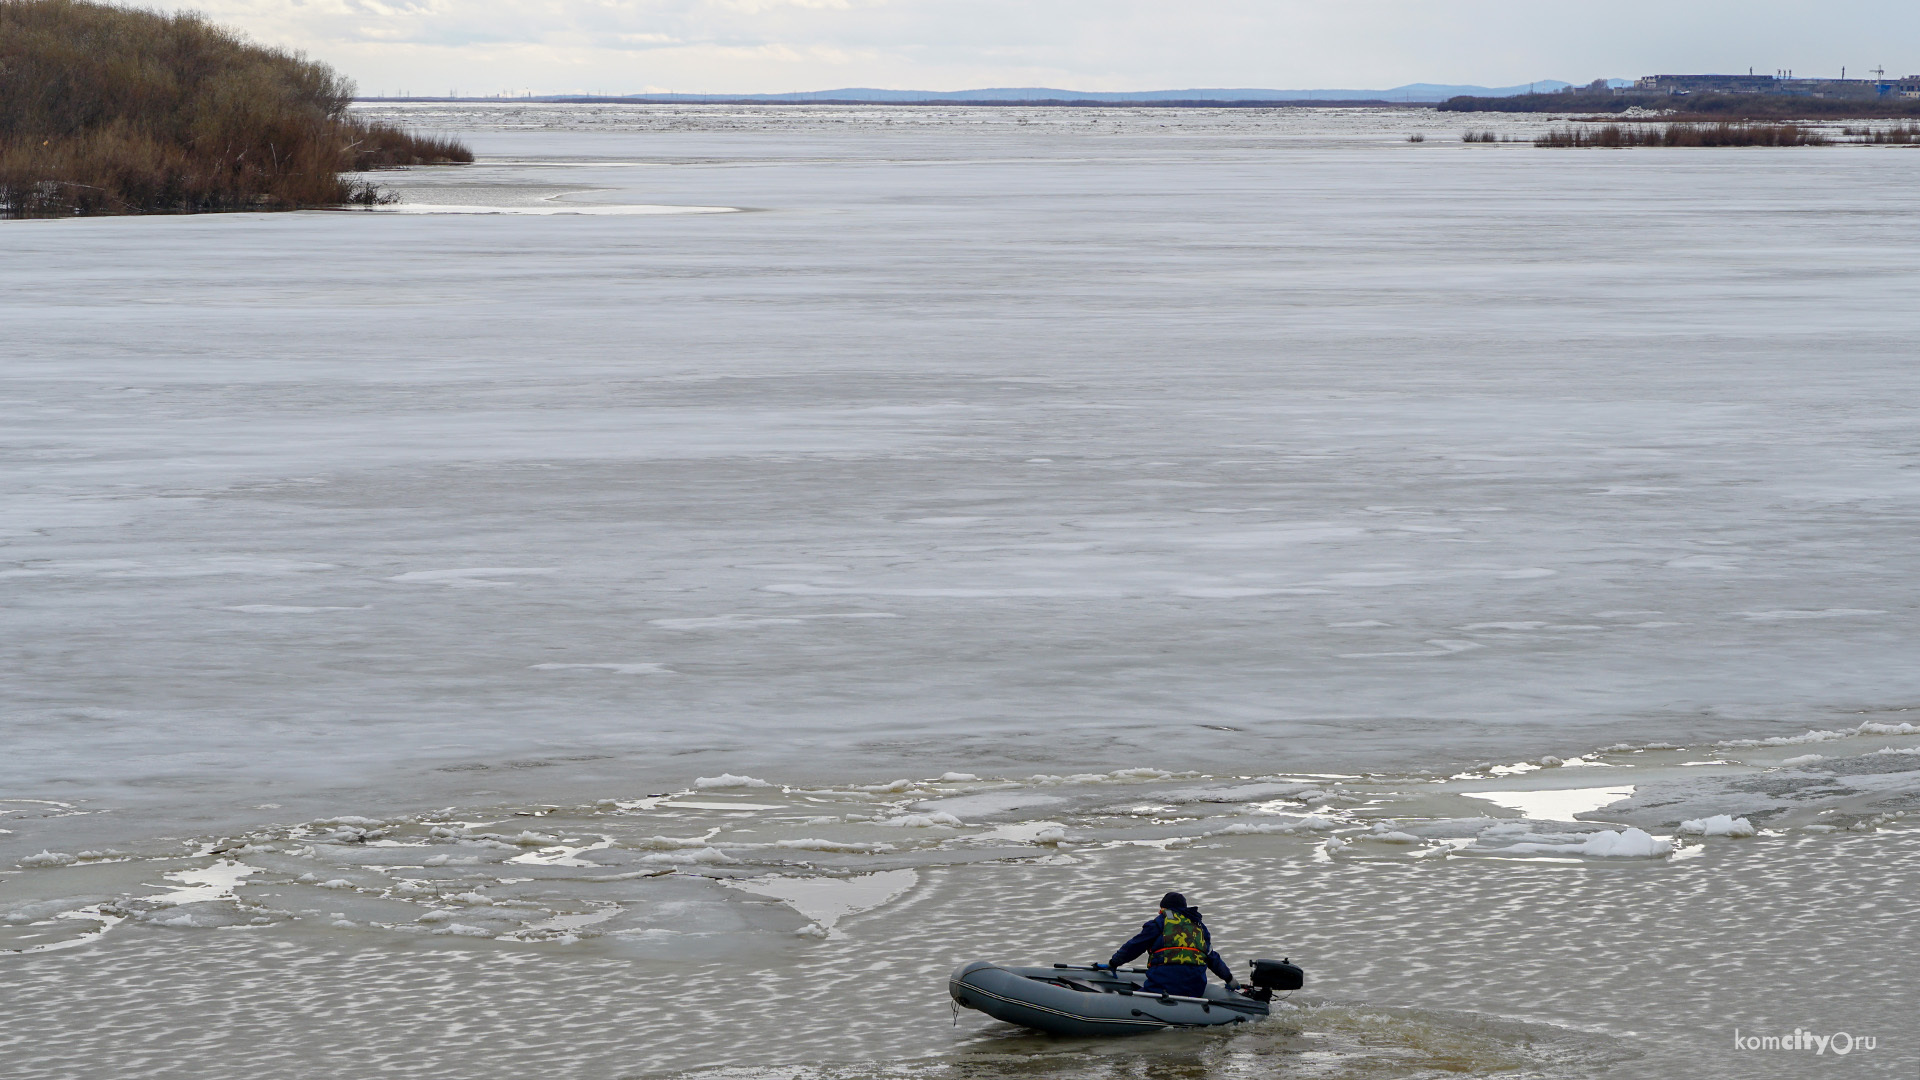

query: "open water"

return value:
[4, 104, 1919, 1078]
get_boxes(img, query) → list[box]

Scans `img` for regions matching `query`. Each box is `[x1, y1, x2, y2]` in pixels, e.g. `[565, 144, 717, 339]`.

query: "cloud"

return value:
[710, 0, 863, 12]
[180, 0, 1920, 98]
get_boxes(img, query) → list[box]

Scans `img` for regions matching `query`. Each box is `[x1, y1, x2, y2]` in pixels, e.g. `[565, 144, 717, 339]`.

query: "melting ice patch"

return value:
[144, 860, 260, 905]
[10, 907, 127, 955]
[1717, 720, 1919, 748]
[509, 836, 616, 867]
[694, 774, 772, 789]
[911, 791, 1066, 818]
[1457, 786, 1636, 822]
[970, 821, 1070, 844]
[879, 812, 963, 828]
[725, 869, 917, 936]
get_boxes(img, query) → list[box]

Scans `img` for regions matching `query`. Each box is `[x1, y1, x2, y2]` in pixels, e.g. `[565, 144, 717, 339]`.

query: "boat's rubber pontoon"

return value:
[948, 960, 1300, 1037]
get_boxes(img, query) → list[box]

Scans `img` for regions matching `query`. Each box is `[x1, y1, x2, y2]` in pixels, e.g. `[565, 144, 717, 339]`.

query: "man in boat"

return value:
[1102, 891, 1237, 997]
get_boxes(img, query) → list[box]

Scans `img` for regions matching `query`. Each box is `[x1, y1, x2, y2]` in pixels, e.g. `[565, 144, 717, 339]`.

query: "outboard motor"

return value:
[1244, 958, 1304, 1001]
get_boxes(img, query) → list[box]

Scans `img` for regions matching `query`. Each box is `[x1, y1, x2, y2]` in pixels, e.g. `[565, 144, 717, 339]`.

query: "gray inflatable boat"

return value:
[948, 960, 1300, 1036]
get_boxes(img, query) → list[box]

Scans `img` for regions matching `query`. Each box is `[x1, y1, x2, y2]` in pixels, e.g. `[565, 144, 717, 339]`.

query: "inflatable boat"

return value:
[948, 959, 1302, 1037]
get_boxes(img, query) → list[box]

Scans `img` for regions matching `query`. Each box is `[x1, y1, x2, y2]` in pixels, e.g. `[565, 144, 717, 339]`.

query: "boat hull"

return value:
[948, 961, 1268, 1037]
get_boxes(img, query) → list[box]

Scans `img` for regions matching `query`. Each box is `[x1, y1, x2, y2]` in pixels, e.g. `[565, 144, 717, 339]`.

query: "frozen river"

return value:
[4, 105, 1918, 1077]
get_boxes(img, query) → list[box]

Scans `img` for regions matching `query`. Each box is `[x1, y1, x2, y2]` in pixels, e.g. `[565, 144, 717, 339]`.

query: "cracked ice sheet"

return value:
[7, 106, 1920, 849]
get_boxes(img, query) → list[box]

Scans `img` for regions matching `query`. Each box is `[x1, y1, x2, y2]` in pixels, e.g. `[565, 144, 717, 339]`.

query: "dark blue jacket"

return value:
[1109, 905, 1233, 982]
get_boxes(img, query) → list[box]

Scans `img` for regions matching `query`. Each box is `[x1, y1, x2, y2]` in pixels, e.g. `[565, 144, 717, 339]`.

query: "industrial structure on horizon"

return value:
[1632, 71, 1920, 99]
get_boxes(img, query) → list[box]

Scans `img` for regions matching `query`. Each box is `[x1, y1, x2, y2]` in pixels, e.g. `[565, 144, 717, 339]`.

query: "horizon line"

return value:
[353, 79, 1602, 104]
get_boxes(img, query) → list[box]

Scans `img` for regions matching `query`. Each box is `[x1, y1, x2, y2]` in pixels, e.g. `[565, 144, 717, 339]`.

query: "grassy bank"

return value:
[1843, 123, 1920, 144]
[1, 0, 470, 217]
[1533, 123, 1831, 148]
[1441, 90, 1920, 121]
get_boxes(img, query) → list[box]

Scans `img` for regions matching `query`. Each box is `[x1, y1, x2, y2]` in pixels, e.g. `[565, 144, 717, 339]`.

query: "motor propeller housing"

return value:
[1249, 958, 1305, 992]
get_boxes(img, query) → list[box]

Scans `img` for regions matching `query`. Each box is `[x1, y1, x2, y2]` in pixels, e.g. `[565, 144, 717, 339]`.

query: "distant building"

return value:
[1635, 74, 1780, 94]
[1634, 72, 1920, 99]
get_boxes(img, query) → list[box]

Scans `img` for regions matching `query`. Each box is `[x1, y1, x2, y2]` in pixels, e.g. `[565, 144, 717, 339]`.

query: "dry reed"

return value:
[1533, 123, 1832, 148]
[1841, 123, 1920, 144]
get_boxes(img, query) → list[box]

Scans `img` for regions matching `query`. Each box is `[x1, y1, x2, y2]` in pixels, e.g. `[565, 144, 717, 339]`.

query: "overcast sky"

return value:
[185, 0, 1918, 97]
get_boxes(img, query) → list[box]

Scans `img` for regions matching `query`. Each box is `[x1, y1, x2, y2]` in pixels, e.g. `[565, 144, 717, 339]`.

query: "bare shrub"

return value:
[1, 0, 472, 216]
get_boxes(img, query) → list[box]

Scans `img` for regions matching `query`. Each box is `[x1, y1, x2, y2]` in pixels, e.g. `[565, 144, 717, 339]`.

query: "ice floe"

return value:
[1456, 786, 1636, 823]
[1499, 827, 1673, 859]
[694, 774, 773, 789]
[1678, 815, 1757, 837]
[724, 869, 916, 936]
